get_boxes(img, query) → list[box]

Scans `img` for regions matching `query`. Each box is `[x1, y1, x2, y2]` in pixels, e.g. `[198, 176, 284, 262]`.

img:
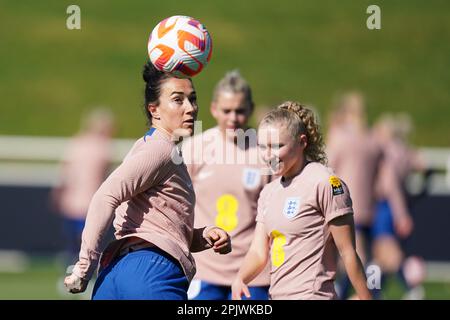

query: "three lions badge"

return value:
[242, 168, 261, 190]
[283, 197, 301, 219]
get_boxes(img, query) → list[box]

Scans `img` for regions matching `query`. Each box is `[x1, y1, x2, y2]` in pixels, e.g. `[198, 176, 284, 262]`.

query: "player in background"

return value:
[373, 113, 427, 299]
[51, 108, 115, 267]
[183, 70, 270, 300]
[326, 92, 382, 269]
[232, 101, 371, 300]
[63, 61, 231, 300]
[327, 92, 415, 299]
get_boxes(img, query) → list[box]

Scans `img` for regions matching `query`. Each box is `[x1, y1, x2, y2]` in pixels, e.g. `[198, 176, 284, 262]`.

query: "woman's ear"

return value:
[210, 102, 218, 118]
[148, 103, 160, 120]
[299, 134, 308, 149]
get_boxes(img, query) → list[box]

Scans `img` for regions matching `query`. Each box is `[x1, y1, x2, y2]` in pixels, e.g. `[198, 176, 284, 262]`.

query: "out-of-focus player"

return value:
[327, 92, 417, 299]
[373, 113, 427, 299]
[326, 92, 383, 266]
[51, 108, 115, 266]
[183, 70, 270, 300]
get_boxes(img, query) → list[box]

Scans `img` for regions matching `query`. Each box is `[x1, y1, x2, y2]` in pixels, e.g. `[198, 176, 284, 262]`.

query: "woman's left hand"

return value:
[64, 272, 89, 294]
[205, 227, 232, 254]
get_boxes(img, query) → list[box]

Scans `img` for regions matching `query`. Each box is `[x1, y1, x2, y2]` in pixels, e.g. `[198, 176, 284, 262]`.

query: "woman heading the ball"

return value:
[231, 102, 371, 300]
[64, 61, 231, 300]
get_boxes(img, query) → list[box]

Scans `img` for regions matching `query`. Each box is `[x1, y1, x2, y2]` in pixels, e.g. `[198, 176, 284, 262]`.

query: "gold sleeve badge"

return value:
[329, 176, 344, 196]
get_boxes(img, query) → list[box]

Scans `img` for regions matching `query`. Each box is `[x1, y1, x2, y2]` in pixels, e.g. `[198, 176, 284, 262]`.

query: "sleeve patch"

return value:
[329, 176, 344, 196]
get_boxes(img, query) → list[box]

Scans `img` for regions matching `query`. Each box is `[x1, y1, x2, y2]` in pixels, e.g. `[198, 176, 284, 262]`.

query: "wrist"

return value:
[71, 263, 86, 280]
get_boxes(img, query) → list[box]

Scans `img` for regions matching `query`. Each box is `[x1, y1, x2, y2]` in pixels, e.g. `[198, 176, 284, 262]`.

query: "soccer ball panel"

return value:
[147, 15, 212, 78]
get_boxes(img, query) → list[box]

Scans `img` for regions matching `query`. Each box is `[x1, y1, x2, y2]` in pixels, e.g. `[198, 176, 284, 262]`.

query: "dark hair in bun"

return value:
[142, 61, 171, 126]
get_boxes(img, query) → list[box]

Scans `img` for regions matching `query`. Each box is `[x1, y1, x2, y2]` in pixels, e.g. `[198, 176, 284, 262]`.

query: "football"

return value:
[147, 15, 212, 78]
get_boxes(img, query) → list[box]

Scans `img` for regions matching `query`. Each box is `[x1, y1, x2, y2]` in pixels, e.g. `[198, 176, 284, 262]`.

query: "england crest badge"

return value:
[283, 197, 301, 219]
[242, 168, 261, 190]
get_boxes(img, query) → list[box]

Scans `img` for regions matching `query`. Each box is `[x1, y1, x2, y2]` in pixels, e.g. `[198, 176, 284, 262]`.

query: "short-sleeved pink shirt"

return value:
[256, 162, 353, 299]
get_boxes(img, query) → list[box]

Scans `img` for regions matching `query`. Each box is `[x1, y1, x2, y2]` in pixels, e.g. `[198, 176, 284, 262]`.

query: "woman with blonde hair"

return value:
[232, 101, 371, 300]
[184, 70, 270, 300]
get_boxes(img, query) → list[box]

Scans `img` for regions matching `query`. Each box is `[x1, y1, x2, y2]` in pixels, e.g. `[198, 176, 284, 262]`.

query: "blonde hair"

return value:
[81, 107, 115, 133]
[330, 91, 367, 130]
[376, 112, 413, 143]
[212, 69, 254, 109]
[260, 101, 327, 164]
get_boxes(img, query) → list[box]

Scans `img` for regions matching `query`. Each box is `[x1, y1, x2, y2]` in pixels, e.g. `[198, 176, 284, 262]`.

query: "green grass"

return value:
[1, 0, 449, 146]
[381, 278, 450, 300]
[0, 257, 92, 300]
[0, 256, 449, 299]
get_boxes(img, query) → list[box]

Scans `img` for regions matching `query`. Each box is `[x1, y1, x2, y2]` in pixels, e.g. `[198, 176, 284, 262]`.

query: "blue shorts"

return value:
[372, 200, 396, 239]
[92, 247, 188, 300]
[188, 279, 269, 300]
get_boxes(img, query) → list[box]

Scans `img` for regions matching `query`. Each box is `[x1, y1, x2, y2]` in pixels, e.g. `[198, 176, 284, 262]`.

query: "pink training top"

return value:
[71, 128, 197, 282]
[256, 162, 353, 300]
[56, 133, 111, 219]
[380, 139, 424, 186]
[327, 126, 382, 227]
[375, 139, 421, 221]
[182, 127, 271, 286]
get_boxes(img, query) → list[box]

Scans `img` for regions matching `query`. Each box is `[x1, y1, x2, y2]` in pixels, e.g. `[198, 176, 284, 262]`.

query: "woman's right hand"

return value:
[64, 273, 89, 294]
[231, 277, 251, 300]
[204, 227, 232, 254]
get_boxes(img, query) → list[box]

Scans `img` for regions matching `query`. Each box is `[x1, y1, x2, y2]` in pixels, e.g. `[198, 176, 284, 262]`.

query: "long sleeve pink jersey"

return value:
[71, 129, 197, 282]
